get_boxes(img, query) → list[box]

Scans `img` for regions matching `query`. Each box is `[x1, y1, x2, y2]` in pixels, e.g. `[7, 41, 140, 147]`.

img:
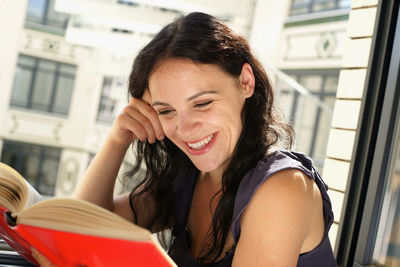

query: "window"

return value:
[373, 139, 400, 266]
[97, 76, 126, 123]
[289, 0, 351, 16]
[0, 141, 61, 196]
[10, 55, 76, 115]
[277, 69, 339, 169]
[26, 0, 69, 32]
[335, 2, 400, 265]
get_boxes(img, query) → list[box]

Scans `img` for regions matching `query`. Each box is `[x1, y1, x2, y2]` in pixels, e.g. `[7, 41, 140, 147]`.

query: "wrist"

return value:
[105, 134, 132, 151]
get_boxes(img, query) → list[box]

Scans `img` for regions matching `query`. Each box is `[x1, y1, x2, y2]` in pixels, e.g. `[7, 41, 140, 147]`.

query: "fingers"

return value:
[31, 247, 56, 267]
[113, 93, 164, 144]
[131, 98, 164, 141]
[121, 105, 157, 143]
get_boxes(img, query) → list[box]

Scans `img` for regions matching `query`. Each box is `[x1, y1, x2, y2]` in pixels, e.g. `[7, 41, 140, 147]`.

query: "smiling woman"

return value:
[149, 59, 253, 172]
[56, 12, 337, 267]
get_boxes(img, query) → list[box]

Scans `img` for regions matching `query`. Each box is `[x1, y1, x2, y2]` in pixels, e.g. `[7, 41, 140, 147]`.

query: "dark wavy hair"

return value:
[127, 12, 293, 263]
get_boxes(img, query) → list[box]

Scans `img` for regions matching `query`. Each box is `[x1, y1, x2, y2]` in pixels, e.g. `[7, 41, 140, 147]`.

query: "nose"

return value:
[176, 112, 201, 139]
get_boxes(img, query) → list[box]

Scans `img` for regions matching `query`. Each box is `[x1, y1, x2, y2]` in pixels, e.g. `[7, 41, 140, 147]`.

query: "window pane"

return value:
[26, 0, 46, 22]
[299, 75, 323, 92]
[314, 96, 335, 166]
[10, 56, 36, 108]
[20, 150, 41, 187]
[290, 0, 348, 15]
[10, 55, 76, 115]
[339, 0, 351, 8]
[290, 1, 311, 16]
[59, 64, 76, 76]
[279, 70, 339, 169]
[277, 92, 295, 122]
[312, 0, 336, 12]
[97, 77, 117, 123]
[10, 67, 33, 107]
[325, 75, 340, 93]
[37, 156, 58, 195]
[0, 141, 60, 196]
[373, 123, 400, 266]
[19, 55, 36, 67]
[31, 61, 56, 111]
[53, 75, 74, 114]
[294, 95, 317, 154]
[46, 0, 69, 29]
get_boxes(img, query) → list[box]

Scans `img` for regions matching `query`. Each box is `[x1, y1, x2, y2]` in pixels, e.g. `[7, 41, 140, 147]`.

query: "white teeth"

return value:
[187, 134, 213, 150]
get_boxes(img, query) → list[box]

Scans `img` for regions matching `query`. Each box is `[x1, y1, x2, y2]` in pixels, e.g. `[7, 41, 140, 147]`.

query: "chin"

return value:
[190, 159, 220, 173]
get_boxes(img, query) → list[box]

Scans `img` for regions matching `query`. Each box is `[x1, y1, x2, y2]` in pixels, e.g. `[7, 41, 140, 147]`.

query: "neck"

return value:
[200, 167, 224, 192]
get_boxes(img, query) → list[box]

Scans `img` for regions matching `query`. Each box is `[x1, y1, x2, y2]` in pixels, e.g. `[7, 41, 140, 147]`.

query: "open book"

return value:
[0, 162, 176, 267]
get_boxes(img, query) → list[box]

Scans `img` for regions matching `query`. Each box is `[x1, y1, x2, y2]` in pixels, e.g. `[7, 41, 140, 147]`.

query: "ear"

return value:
[239, 63, 255, 98]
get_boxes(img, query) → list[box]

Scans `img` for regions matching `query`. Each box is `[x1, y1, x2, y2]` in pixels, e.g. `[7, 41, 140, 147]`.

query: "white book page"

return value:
[25, 181, 44, 208]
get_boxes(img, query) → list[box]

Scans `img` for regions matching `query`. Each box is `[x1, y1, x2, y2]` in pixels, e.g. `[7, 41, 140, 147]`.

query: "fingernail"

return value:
[31, 247, 37, 257]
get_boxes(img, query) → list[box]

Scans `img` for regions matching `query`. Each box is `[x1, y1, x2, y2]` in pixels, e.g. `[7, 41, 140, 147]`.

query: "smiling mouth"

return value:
[186, 134, 214, 150]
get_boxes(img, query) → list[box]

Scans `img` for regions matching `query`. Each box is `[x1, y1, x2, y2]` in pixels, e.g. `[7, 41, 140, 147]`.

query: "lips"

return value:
[184, 132, 218, 155]
[187, 134, 213, 149]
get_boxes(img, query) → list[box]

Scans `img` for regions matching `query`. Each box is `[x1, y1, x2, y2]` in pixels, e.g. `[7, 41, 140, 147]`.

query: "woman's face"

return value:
[149, 58, 254, 173]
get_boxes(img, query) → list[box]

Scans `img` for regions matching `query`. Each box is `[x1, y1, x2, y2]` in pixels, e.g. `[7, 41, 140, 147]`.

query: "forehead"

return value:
[150, 58, 217, 83]
[148, 58, 236, 97]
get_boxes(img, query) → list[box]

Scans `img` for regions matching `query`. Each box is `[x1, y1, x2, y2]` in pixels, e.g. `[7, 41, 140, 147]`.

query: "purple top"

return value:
[168, 150, 337, 266]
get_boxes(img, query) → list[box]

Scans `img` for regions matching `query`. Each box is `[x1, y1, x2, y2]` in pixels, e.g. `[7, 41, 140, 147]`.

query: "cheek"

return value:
[160, 120, 175, 138]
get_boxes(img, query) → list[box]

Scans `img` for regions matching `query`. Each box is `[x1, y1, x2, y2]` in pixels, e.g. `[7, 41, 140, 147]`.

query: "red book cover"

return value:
[0, 207, 37, 264]
[0, 209, 176, 267]
[0, 162, 177, 266]
[15, 224, 175, 267]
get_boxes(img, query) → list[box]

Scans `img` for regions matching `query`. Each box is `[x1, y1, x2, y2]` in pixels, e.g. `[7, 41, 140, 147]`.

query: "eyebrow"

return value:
[152, 90, 218, 107]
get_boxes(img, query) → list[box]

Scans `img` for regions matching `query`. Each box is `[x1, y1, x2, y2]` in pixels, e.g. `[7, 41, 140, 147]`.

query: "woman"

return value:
[35, 12, 336, 266]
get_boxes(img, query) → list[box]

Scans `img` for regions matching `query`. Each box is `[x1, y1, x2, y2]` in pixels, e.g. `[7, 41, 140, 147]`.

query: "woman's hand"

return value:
[31, 247, 55, 267]
[109, 90, 164, 145]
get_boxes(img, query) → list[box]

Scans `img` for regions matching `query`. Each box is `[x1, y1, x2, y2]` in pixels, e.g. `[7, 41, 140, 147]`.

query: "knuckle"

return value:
[143, 119, 152, 128]
[116, 112, 126, 122]
[122, 105, 132, 114]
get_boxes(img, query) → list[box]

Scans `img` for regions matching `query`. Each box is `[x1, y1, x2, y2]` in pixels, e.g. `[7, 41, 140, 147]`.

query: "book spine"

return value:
[0, 208, 38, 265]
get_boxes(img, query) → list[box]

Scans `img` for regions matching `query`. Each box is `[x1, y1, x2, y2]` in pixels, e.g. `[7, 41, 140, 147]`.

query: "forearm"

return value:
[73, 135, 131, 210]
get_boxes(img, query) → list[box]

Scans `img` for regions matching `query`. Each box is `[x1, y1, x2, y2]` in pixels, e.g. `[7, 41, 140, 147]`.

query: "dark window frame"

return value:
[289, 0, 351, 16]
[10, 54, 76, 115]
[334, 0, 400, 266]
[25, 0, 69, 33]
[0, 140, 61, 196]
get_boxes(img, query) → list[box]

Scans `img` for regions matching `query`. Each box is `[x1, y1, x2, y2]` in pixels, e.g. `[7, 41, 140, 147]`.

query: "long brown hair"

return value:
[127, 12, 293, 263]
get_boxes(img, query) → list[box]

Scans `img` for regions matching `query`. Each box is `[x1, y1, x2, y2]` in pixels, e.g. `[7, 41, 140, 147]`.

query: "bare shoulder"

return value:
[255, 168, 316, 200]
[241, 168, 317, 231]
[232, 169, 320, 266]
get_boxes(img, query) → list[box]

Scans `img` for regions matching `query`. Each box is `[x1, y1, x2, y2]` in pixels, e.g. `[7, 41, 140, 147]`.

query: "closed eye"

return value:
[195, 100, 213, 108]
[157, 109, 173, 116]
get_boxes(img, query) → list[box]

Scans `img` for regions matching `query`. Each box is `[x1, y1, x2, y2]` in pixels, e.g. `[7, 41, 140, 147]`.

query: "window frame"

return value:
[278, 69, 339, 166]
[10, 54, 76, 116]
[334, 0, 400, 266]
[0, 140, 61, 196]
[353, 1, 400, 265]
[289, 0, 351, 16]
[25, 0, 69, 34]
